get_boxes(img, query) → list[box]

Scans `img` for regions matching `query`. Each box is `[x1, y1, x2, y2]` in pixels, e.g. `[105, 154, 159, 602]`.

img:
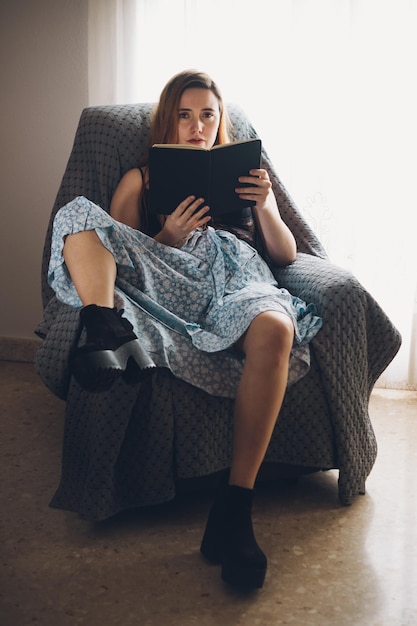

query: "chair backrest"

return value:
[41, 103, 326, 307]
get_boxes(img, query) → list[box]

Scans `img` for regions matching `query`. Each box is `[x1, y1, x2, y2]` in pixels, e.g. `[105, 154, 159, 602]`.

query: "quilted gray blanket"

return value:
[35, 104, 401, 521]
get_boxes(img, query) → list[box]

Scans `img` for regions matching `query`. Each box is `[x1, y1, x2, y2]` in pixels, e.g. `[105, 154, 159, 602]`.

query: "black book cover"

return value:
[148, 138, 262, 217]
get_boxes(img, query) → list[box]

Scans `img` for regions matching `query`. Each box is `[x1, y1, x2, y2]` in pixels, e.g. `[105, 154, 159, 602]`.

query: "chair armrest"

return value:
[273, 252, 401, 386]
[35, 298, 81, 400]
[272, 252, 360, 318]
[273, 252, 401, 505]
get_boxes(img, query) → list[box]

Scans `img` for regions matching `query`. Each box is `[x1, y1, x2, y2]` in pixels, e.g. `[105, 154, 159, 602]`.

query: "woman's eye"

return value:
[178, 112, 189, 119]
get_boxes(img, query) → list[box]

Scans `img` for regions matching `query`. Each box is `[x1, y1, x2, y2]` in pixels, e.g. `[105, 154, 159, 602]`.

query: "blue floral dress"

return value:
[49, 196, 322, 398]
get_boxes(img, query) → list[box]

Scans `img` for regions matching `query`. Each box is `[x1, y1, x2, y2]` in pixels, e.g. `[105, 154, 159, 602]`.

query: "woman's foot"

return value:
[70, 304, 156, 392]
[200, 484, 267, 590]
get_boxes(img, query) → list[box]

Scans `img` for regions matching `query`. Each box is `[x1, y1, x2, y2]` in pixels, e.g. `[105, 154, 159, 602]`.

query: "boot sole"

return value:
[221, 560, 266, 589]
[71, 339, 156, 393]
[200, 541, 267, 589]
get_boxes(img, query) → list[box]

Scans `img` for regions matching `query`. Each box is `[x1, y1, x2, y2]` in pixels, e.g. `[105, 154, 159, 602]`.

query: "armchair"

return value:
[35, 103, 401, 521]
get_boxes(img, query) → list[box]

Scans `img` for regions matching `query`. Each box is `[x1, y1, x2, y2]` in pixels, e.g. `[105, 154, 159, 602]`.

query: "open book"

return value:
[148, 138, 262, 217]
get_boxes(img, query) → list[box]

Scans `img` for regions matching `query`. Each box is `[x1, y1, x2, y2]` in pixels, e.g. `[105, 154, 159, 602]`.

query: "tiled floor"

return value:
[0, 361, 416, 626]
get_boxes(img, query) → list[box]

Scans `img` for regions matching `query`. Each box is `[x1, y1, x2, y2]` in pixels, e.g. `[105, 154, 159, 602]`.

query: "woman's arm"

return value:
[110, 168, 143, 229]
[110, 168, 211, 245]
[236, 169, 297, 266]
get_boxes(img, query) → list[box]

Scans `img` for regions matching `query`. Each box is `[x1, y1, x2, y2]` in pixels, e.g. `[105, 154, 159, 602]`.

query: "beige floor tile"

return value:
[0, 363, 416, 625]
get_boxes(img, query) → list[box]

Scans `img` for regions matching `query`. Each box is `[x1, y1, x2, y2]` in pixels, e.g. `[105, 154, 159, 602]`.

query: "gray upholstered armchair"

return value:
[35, 103, 401, 521]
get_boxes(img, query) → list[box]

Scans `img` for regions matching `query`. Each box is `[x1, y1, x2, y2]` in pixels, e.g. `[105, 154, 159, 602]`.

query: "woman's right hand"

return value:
[155, 196, 211, 246]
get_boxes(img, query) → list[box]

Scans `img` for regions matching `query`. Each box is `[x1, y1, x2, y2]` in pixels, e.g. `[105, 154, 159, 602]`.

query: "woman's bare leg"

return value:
[63, 230, 155, 391]
[229, 310, 294, 488]
[63, 230, 116, 307]
[200, 310, 294, 589]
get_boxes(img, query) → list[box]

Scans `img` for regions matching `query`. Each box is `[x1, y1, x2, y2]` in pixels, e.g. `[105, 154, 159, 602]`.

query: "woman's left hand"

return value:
[235, 169, 272, 210]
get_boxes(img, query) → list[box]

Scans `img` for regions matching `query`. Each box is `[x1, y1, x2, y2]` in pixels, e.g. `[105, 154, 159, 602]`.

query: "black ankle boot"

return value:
[200, 485, 267, 589]
[70, 305, 156, 392]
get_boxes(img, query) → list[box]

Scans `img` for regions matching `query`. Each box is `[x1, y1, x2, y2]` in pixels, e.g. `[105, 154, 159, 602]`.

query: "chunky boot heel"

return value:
[200, 485, 267, 590]
[121, 341, 156, 384]
[222, 560, 266, 590]
[221, 530, 267, 589]
[70, 305, 156, 392]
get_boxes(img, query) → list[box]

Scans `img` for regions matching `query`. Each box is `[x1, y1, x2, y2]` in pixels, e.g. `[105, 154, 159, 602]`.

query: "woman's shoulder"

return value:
[112, 168, 144, 200]
[119, 167, 144, 186]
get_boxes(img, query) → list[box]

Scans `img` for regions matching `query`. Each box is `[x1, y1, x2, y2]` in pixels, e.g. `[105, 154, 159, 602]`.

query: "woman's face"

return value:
[176, 88, 221, 149]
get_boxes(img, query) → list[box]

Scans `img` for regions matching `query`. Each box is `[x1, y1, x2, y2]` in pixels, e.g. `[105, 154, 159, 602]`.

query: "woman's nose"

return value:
[190, 117, 203, 133]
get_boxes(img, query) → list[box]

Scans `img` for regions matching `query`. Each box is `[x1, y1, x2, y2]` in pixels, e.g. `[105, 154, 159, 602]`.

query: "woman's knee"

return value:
[243, 311, 294, 361]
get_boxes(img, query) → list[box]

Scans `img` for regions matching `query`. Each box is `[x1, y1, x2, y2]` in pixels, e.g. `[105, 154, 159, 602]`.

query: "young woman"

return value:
[49, 70, 322, 590]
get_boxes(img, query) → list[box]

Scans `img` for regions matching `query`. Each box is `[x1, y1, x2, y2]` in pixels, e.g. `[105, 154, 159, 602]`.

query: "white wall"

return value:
[0, 0, 88, 339]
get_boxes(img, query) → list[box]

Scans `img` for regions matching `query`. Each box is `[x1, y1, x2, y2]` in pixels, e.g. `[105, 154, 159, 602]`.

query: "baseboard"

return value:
[0, 336, 42, 363]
